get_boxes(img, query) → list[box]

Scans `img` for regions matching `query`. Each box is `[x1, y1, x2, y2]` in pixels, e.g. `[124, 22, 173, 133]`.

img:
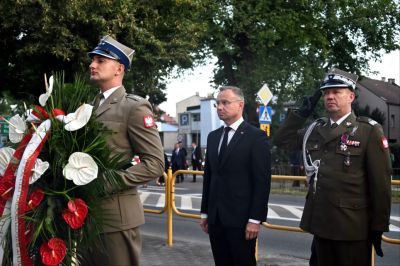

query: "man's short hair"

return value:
[219, 86, 245, 101]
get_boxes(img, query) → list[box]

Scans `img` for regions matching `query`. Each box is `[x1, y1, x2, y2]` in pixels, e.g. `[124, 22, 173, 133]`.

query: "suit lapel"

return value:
[219, 121, 247, 168]
[210, 127, 223, 164]
[95, 86, 125, 117]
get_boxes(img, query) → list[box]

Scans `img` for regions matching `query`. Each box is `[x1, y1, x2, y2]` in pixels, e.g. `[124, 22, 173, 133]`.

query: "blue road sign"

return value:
[259, 106, 272, 124]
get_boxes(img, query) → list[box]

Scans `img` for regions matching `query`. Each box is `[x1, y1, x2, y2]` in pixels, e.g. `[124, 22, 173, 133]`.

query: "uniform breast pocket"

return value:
[102, 120, 122, 134]
[336, 147, 363, 173]
[306, 139, 321, 156]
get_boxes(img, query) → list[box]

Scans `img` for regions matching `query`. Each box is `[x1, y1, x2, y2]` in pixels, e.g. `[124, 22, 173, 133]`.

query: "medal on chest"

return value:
[340, 134, 349, 151]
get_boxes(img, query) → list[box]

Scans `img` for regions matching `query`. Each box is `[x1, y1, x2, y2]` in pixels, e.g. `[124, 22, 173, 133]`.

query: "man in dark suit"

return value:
[83, 35, 164, 266]
[200, 86, 271, 266]
[274, 69, 391, 266]
[171, 142, 186, 183]
[191, 141, 202, 182]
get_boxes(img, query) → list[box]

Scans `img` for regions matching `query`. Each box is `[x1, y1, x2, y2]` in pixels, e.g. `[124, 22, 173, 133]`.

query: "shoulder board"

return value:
[316, 117, 328, 126]
[357, 116, 378, 126]
[126, 94, 144, 101]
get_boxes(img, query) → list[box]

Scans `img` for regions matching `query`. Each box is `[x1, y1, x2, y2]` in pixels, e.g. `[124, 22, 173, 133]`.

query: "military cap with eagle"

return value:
[320, 68, 359, 91]
[88, 35, 135, 71]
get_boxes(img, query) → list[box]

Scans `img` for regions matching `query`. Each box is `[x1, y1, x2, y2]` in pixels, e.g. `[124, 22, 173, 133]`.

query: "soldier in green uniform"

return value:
[82, 35, 164, 266]
[274, 69, 392, 266]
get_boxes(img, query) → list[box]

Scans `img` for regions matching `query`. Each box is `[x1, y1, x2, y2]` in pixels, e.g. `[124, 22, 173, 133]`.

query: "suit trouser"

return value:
[314, 236, 370, 266]
[191, 161, 201, 181]
[80, 227, 142, 266]
[208, 215, 256, 266]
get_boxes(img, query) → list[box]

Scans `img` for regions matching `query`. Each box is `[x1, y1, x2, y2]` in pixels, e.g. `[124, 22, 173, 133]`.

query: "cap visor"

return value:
[88, 49, 118, 61]
[320, 84, 353, 90]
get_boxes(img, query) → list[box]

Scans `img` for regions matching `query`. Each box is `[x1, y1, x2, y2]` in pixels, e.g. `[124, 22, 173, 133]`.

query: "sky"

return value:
[159, 50, 400, 116]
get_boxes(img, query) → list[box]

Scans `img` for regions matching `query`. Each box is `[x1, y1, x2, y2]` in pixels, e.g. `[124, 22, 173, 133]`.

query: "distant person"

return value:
[171, 142, 186, 183]
[157, 152, 170, 186]
[200, 86, 271, 266]
[179, 141, 188, 169]
[191, 141, 202, 182]
[274, 69, 392, 266]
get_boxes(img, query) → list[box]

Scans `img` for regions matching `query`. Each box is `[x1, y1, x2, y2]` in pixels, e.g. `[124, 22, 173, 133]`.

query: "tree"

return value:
[0, 0, 209, 106]
[201, 0, 400, 123]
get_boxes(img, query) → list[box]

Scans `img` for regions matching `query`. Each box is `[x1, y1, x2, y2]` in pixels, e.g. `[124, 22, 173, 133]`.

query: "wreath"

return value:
[0, 73, 128, 266]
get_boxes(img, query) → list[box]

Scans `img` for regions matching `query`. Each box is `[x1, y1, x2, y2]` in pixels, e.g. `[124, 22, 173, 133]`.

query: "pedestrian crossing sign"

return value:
[259, 106, 272, 124]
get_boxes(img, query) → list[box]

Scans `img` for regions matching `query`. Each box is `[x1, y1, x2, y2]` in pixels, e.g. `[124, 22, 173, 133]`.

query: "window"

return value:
[192, 113, 200, 122]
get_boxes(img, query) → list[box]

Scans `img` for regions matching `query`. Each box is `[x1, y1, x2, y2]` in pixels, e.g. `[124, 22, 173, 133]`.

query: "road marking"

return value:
[180, 196, 193, 210]
[389, 224, 400, 232]
[139, 191, 400, 232]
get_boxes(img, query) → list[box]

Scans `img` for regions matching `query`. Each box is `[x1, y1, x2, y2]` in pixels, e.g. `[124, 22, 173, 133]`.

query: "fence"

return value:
[143, 169, 400, 265]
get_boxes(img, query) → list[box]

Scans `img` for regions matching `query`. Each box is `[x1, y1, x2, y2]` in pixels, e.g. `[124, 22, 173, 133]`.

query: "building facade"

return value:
[357, 77, 400, 144]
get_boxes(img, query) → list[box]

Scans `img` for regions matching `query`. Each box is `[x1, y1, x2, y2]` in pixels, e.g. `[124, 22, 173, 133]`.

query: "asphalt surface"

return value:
[140, 233, 309, 266]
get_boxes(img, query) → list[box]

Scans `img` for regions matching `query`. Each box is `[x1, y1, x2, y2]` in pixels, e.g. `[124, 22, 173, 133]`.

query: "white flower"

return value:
[0, 147, 15, 176]
[63, 152, 98, 185]
[29, 158, 49, 184]
[39, 75, 54, 107]
[63, 104, 93, 131]
[8, 114, 27, 143]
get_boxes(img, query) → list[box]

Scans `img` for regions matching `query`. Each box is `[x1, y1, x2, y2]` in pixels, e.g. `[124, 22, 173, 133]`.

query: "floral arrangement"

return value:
[0, 73, 128, 266]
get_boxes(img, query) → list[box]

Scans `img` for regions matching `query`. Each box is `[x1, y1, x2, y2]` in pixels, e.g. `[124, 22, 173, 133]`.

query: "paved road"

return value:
[139, 183, 400, 234]
[138, 178, 400, 265]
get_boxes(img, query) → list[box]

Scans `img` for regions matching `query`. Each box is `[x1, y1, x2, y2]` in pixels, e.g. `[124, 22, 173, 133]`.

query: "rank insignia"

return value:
[340, 144, 348, 151]
[143, 115, 155, 128]
[381, 136, 389, 149]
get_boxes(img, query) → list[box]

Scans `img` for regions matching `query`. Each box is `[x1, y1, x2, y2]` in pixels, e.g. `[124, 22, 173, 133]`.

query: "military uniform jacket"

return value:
[94, 87, 164, 233]
[274, 111, 391, 241]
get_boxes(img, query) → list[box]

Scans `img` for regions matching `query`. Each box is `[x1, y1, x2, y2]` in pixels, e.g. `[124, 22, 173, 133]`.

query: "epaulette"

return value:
[315, 117, 328, 126]
[357, 116, 378, 126]
[126, 94, 144, 101]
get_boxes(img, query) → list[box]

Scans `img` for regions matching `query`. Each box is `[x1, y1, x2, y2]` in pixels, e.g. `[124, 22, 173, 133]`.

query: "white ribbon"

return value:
[11, 119, 51, 265]
[302, 121, 321, 190]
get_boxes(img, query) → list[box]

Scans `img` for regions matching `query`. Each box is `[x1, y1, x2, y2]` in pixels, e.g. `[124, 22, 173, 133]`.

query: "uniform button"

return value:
[321, 162, 325, 166]
[324, 150, 328, 153]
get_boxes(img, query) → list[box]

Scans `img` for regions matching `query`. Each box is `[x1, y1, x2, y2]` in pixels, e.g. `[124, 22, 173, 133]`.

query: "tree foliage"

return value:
[0, 0, 209, 105]
[1, 0, 399, 120]
[201, 0, 400, 122]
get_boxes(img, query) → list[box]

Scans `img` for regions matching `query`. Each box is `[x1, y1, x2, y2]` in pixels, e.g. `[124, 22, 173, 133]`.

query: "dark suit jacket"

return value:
[171, 148, 186, 171]
[201, 121, 271, 228]
[191, 146, 202, 165]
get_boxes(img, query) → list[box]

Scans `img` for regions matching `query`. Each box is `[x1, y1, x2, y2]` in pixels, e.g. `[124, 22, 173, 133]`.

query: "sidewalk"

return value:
[141, 233, 309, 266]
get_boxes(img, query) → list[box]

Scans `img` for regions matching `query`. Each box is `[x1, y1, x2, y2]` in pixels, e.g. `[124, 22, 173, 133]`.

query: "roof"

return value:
[357, 77, 400, 105]
[156, 122, 178, 132]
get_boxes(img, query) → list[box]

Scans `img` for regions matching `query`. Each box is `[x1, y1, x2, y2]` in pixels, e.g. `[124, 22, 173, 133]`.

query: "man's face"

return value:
[89, 55, 123, 84]
[215, 89, 244, 125]
[323, 87, 355, 118]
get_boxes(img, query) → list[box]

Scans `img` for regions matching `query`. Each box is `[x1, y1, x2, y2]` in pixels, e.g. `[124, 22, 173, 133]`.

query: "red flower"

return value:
[26, 189, 44, 210]
[62, 198, 88, 229]
[40, 238, 66, 266]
